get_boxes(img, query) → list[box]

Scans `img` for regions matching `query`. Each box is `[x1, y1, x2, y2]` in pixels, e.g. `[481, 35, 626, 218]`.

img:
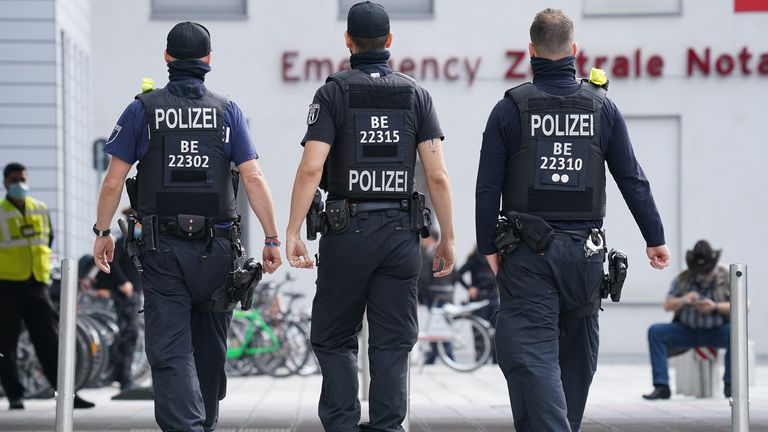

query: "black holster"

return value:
[410, 192, 431, 239]
[197, 233, 263, 313]
[118, 218, 143, 272]
[494, 216, 521, 256]
[230, 257, 263, 311]
[306, 190, 328, 241]
[125, 177, 138, 211]
[601, 249, 628, 302]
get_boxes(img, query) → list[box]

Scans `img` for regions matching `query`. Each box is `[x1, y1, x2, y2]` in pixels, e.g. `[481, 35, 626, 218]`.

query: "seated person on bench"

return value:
[643, 240, 731, 400]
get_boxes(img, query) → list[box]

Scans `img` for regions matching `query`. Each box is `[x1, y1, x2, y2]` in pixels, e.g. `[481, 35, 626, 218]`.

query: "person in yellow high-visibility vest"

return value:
[0, 162, 94, 410]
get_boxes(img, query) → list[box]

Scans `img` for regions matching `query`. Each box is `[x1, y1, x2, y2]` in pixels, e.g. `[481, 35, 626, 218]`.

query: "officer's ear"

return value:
[201, 52, 212, 65]
[163, 50, 174, 64]
[385, 33, 393, 49]
[344, 32, 354, 52]
[571, 42, 578, 57]
[528, 43, 537, 58]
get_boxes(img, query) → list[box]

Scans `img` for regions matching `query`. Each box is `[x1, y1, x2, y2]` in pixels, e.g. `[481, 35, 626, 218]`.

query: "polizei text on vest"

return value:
[530, 114, 594, 137]
[154, 107, 218, 130]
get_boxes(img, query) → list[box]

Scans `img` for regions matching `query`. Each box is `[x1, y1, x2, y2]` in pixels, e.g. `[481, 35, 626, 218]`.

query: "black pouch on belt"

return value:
[507, 211, 555, 253]
[325, 200, 350, 233]
[176, 214, 209, 240]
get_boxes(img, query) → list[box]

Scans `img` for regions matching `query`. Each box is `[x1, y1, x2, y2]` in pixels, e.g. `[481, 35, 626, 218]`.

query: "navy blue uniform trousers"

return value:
[141, 235, 233, 432]
[310, 209, 420, 432]
[495, 233, 603, 432]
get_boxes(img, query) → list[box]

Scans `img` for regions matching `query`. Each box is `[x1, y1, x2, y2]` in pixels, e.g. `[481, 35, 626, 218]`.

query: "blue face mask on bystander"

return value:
[7, 182, 29, 200]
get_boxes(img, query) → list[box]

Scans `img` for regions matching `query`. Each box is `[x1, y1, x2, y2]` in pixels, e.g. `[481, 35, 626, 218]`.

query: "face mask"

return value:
[7, 182, 29, 200]
[134, 226, 142, 238]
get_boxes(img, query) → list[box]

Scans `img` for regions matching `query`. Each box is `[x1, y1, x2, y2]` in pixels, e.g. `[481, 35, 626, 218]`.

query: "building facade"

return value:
[0, 0, 95, 260]
[2, 0, 766, 360]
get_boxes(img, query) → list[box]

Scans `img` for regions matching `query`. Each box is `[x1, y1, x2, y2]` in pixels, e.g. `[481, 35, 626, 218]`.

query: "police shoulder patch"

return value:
[106, 124, 122, 144]
[307, 103, 320, 125]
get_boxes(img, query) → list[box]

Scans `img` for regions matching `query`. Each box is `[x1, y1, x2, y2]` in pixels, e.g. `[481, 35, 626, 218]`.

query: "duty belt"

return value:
[158, 222, 238, 239]
[348, 200, 408, 216]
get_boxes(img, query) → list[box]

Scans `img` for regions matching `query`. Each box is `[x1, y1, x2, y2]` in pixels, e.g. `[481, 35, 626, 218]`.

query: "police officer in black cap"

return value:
[286, 2, 455, 430]
[476, 8, 671, 432]
[93, 22, 282, 432]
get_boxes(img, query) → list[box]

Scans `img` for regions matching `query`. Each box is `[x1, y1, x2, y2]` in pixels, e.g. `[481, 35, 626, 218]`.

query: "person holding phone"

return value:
[643, 240, 732, 400]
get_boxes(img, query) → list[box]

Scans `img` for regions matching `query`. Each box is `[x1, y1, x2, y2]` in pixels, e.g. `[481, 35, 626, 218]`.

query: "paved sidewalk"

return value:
[1, 363, 766, 431]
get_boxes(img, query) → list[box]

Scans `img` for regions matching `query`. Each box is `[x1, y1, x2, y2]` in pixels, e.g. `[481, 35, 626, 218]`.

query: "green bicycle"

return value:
[226, 277, 311, 378]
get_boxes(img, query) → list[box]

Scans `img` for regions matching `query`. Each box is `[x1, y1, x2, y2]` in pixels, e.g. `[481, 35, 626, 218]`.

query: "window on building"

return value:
[339, 0, 434, 20]
[151, 0, 247, 20]
[583, 0, 682, 17]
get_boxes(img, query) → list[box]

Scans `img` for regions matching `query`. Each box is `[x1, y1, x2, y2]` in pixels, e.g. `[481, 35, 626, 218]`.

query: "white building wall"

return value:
[55, 0, 95, 260]
[0, 0, 94, 261]
[0, 0, 59, 246]
[89, 0, 768, 360]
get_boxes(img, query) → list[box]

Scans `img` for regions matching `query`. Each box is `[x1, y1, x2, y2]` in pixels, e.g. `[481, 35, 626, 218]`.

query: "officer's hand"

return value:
[485, 254, 500, 275]
[118, 281, 134, 297]
[646, 245, 671, 270]
[262, 245, 283, 274]
[432, 240, 455, 278]
[93, 235, 115, 273]
[286, 236, 314, 269]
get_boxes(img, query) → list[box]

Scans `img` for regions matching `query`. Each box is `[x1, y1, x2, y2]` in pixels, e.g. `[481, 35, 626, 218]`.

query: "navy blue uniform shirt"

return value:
[105, 59, 257, 166]
[301, 49, 444, 147]
[475, 56, 665, 255]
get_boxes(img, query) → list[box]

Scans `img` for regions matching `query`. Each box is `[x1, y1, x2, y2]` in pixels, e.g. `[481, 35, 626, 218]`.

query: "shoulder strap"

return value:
[204, 88, 231, 106]
[504, 82, 537, 105]
[325, 69, 358, 86]
[135, 87, 166, 104]
[393, 71, 417, 84]
[579, 81, 608, 104]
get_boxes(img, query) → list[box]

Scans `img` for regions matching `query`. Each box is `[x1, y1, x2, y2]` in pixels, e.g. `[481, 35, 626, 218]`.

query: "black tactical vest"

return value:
[502, 82, 607, 220]
[135, 88, 237, 221]
[324, 70, 419, 200]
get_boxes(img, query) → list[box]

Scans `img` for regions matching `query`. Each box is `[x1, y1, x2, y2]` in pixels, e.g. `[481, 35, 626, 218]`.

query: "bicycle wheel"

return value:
[437, 315, 491, 372]
[252, 321, 310, 378]
[85, 309, 120, 387]
[225, 316, 255, 377]
[16, 330, 53, 399]
[130, 316, 151, 384]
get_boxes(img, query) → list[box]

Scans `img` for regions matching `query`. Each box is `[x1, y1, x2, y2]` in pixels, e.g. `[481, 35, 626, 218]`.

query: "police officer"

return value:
[285, 2, 455, 430]
[475, 9, 671, 432]
[93, 22, 282, 432]
[0, 162, 94, 410]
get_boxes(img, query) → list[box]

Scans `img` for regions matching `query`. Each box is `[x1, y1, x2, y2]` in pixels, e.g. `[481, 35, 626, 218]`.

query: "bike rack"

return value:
[55, 259, 77, 432]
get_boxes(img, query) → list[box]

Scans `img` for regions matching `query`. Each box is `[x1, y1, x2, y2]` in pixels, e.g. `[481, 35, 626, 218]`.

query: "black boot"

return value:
[8, 397, 24, 410]
[642, 385, 671, 400]
[724, 383, 732, 398]
[74, 394, 95, 409]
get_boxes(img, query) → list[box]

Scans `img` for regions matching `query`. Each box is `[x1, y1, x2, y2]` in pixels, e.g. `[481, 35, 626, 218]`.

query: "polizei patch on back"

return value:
[307, 103, 320, 125]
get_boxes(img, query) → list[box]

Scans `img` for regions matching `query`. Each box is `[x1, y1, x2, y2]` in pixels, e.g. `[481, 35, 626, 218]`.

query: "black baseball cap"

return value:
[347, 1, 390, 38]
[166, 22, 211, 60]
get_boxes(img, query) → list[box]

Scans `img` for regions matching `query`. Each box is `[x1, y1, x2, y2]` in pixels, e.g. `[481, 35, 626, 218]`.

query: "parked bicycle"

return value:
[414, 289, 494, 372]
[225, 273, 312, 378]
